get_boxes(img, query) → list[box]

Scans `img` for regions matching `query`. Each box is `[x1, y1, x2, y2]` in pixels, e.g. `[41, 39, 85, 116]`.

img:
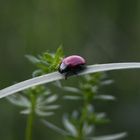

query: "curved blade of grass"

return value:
[0, 62, 140, 99]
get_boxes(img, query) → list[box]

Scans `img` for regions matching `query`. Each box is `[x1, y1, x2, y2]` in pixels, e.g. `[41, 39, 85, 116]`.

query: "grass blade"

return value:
[0, 63, 140, 99]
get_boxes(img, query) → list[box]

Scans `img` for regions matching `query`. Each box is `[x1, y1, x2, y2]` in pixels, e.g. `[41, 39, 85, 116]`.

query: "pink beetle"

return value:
[58, 55, 86, 79]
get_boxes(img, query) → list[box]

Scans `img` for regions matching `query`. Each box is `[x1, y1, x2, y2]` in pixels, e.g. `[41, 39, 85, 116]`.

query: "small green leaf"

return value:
[25, 55, 40, 64]
[20, 109, 30, 114]
[7, 94, 30, 107]
[42, 52, 54, 63]
[82, 122, 94, 136]
[53, 81, 62, 88]
[93, 112, 110, 124]
[63, 86, 81, 93]
[37, 94, 58, 105]
[101, 80, 114, 85]
[88, 132, 127, 140]
[63, 115, 77, 137]
[63, 96, 82, 100]
[55, 45, 64, 58]
[45, 95, 58, 104]
[36, 92, 51, 104]
[36, 109, 54, 116]
[42, 120, 69, 136]
[32, 69, 43, 77]
[95, 95, 116, 101]
[37, 105, 60, 110]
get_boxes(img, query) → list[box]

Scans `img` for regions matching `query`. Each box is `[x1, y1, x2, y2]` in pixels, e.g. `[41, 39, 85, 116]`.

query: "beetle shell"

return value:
[58, 55, 86, 78]
[62, 55, 85, 67]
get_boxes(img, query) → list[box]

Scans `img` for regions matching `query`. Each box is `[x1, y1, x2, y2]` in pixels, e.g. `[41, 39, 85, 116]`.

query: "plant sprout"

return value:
[43, 73, 127, 140]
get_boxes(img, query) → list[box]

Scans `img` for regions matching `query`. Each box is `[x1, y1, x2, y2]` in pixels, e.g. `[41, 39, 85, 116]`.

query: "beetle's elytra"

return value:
[58, 55, 86, 79]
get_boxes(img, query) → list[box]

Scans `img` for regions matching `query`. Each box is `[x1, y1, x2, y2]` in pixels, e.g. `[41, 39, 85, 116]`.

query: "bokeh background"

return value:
[0, 0, 140, 140]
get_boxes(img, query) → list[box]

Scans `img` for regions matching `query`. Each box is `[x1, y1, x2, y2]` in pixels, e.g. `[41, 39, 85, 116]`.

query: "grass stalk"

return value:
[25, 94, 36, 140]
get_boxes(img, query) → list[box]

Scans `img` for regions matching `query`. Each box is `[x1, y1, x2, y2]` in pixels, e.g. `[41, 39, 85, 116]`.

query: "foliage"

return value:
[44, 73, 126, 140]
[7, 86, 59, 117]
[6, 47, 126, 140]
[26, 45, 64, 77]
[7, 47, 63, 140]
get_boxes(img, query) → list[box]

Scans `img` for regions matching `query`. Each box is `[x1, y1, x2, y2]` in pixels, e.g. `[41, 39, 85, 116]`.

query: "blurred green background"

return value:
[0, 0, 140, 140]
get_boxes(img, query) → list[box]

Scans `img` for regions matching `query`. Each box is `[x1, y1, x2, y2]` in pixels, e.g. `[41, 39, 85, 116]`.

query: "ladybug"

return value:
[58, 55, 86, 79]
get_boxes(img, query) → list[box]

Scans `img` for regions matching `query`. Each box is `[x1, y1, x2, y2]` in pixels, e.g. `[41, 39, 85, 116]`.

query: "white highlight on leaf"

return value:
[45, 95, 58, 104]
[95, 95, 116, 100]
[63, 95, 82, 100]
[82, 122, 94, 136]
[42, 120, 69, 136]
[38, 105, 60, 110]
[88, 132, 127, 140]
[0, 62, 140, 99]
[35, 109, 54, 116]
[63, 115, 77, 136]
[20, 109, 31, 114]
[7, 94, 30, 107]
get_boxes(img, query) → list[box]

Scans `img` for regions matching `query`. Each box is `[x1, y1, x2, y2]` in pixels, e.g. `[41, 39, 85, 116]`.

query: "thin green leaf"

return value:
[7, 94, 30, 107]
[42, 52, 53, 63]
[36, 109, 54, 116]
[36, 91, 50, 101]
[63, 96, 82, 100]
[63, 115, 77, 137]
[25, 55, 40, 64]
[55, 45, 64, 58]
[20, 109, 30, 114]
[37, 105, 60, 110]
[101, 80, 114, 85]
[45, 95, 58, 104]
[63, 86, 81, 93]
[93, 112, 110, 124]
[53, 81, 62, 88]
[32, 69, 43, 77]
[82, 122, 94, 136]
[42, 120, 69, 136]
[95, 95, 116, 101]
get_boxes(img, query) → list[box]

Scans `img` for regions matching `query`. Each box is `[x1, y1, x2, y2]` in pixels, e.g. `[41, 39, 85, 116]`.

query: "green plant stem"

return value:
[77, 96, 93, 140]
[25, 94, 36, 140]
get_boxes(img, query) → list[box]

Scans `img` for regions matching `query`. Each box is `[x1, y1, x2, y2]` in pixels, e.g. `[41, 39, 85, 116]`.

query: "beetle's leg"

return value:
[64, 73, 68, 80]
